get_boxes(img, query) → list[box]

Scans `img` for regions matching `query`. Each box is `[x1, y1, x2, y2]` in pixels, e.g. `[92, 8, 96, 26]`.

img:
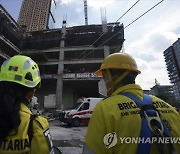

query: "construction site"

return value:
[0, 0, 124, 110]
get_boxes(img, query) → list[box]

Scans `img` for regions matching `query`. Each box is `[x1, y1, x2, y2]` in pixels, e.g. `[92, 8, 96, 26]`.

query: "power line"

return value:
[76, 0, 141, 60]
[115, 0, 140, 23]
[124, 0, 164, 29]
[81, 0, 164, 59]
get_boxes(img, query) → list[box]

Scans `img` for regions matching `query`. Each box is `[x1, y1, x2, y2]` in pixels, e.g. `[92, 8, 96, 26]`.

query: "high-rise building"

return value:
[17, 0, 56, 32]
[164, 38, 180, 101]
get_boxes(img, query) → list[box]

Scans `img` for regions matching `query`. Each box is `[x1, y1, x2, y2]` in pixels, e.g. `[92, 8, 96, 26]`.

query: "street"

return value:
[49, 119, 88, 154]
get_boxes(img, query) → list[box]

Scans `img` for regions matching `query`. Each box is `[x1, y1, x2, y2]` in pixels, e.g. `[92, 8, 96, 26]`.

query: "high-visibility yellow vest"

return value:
[84, 84, 180, 154]
[0, 103, 53, 154]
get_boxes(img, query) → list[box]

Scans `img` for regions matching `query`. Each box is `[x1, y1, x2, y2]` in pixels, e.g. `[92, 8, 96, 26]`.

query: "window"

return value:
[79, 103, 89, 111]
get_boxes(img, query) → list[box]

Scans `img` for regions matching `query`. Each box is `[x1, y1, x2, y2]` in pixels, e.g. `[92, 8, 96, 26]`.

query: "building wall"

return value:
[36, 79, 57, 108]
[173, 39, 180, 97]
[173, 39, 180, 70]
[174, 81, 180, 101]
[63, 84, 74, 109]
[164, 38, 180, 101]
[149, 84, 175, 103]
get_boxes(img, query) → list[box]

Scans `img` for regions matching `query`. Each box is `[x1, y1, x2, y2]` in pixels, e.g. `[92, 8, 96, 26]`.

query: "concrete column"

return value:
[56, 20, 66, 110]
[102, 18, 109, 58]
[56, 41, 64, 110]
[104, 45, 110, 58]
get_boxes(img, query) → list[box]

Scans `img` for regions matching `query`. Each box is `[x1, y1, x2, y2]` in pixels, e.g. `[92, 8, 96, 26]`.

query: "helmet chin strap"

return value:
[106, 70, 130, 96]
[112, 71, 130, 87]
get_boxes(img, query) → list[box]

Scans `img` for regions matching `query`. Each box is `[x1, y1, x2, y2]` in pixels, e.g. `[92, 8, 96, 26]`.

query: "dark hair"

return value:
[0, 81, 33, 142]
[110, 69, 138, 84]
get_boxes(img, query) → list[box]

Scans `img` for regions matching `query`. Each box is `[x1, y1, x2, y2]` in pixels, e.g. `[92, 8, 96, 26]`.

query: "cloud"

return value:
[146, 31, 178, 52]
[58, 0, 115, 7]
[172, 26, 180, 35]
[87, 0, 115, 9]
[75, 8, 83, 13]
[150, 57, 166, 70]
[135, 58, 170, 90]
[126, 28, 179, 63]
[126, 39, 158, 63]
[136, 68, 170, 90]
[57, 0, 74, 5]
[125, 26, 177, 90]
[134, 57, 149, 71]
[67, 22, 79, 27]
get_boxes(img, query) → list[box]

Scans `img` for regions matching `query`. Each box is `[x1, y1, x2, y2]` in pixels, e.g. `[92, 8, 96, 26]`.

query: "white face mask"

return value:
[98, 78, 108, 97]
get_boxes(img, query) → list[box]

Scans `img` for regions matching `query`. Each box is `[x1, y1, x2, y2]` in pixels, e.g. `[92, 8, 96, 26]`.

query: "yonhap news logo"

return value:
[103, 133, 180, 149]
[119, 137, 180, 144]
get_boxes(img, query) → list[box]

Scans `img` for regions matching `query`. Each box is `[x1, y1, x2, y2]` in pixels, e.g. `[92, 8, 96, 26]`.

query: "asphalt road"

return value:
[49, 119, 88, 154]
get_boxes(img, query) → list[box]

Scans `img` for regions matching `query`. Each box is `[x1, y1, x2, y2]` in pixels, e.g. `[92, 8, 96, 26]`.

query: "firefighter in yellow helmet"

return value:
[83, 52, 180, 154]
[0, 55, 55, 154]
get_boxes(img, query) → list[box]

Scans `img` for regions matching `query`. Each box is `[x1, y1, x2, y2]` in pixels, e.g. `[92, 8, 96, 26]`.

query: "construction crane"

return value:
[84, 0, 88, 25]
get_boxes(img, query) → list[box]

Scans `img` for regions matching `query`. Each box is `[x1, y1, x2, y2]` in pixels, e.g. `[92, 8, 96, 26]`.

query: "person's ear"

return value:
[112, 75, 118, 81]
[26, 89, 36, 101]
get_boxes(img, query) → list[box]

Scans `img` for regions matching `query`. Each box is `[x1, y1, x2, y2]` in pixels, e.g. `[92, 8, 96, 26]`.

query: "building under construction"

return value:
[0, 4, 124, 109]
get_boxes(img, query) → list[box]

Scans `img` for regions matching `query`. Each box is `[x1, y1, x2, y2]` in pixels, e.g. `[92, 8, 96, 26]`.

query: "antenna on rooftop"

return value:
[155, 78, 160, 85]
[84, 0, 88, 25]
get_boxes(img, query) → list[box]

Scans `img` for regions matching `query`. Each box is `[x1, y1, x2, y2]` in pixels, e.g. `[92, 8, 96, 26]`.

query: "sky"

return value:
[1, 0, 180, 90]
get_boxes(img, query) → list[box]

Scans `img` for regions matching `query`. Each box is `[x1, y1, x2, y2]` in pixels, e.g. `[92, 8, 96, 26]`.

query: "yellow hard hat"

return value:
[0, 55, 41, 88]
[95, 52, 141, 76]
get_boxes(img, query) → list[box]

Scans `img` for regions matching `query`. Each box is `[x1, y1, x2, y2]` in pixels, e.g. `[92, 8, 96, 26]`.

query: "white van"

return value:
[59, 97, 103, 127]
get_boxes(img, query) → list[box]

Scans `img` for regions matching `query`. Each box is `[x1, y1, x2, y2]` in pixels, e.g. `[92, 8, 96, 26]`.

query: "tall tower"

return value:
[17, 0, 56, 32]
